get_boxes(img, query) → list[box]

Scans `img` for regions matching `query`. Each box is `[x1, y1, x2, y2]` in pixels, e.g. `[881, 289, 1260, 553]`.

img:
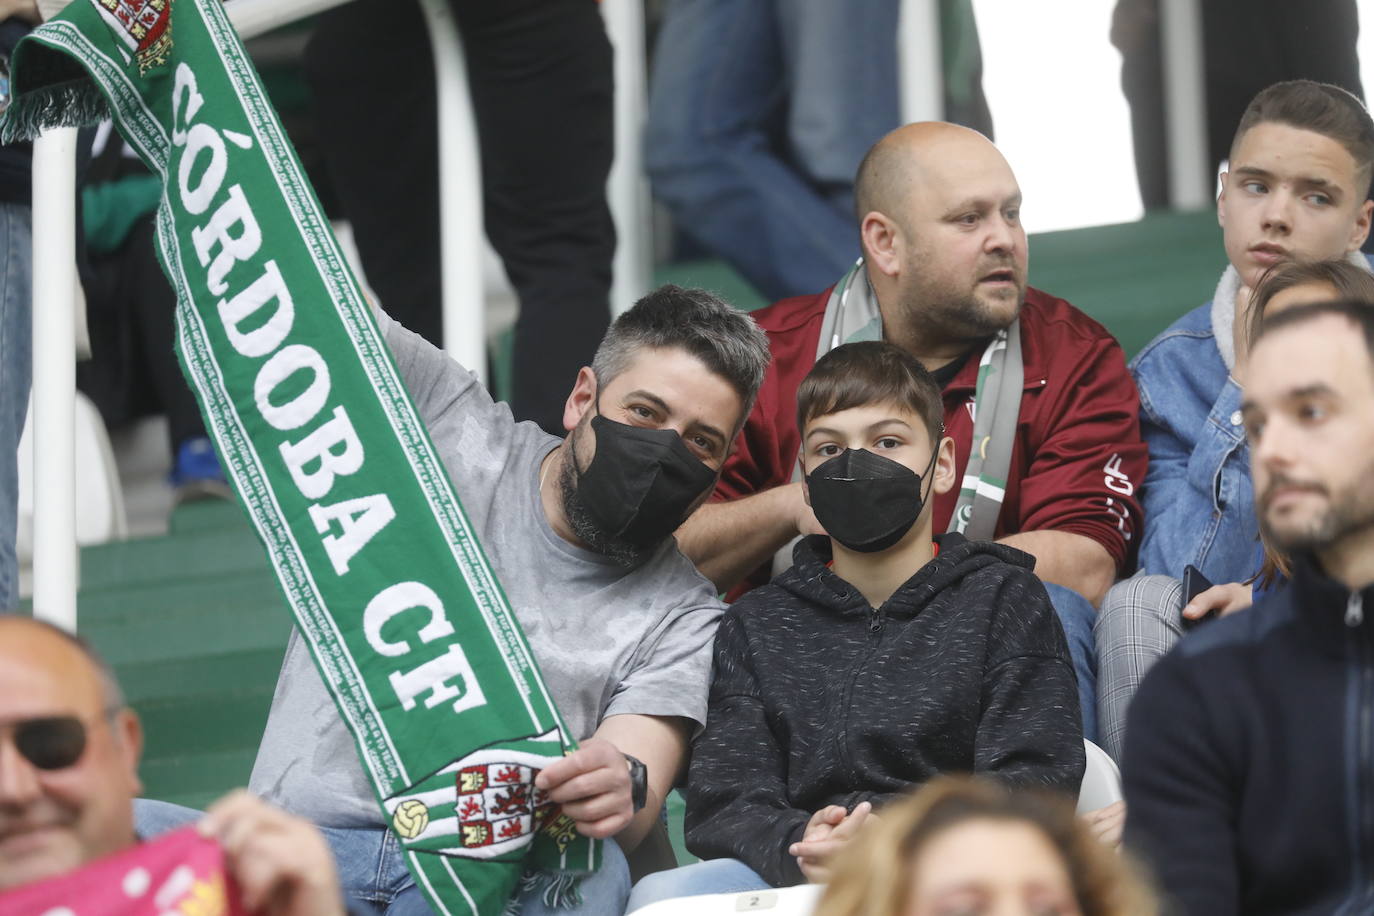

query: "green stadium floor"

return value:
[37, 207, 1224, 865]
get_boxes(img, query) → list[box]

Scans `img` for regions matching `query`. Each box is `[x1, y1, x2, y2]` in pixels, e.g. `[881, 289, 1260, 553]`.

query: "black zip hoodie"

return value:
[685, 534, 1085, 887]
[1123, 555, 1374, 915]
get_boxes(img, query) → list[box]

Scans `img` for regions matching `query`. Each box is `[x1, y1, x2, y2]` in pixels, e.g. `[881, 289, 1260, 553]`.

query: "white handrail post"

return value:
[1161, 0, 1209, 209]
[417, 0, 485, 378]
[898, 0, 943, 125]
[602, 0, 651, 316]
[31, 126, 78, 631]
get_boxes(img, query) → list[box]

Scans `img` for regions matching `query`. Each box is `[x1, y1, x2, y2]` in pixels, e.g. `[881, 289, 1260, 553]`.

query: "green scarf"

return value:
[3, 2, 599, 912]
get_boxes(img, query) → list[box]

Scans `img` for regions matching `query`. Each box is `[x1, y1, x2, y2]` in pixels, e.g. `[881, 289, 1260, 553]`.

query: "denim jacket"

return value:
[1132, 256, 1373, 583]
[1131, 268, 1258, 583]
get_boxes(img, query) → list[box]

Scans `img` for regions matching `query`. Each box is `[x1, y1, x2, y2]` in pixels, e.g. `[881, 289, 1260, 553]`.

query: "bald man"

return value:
[677, 123, 1148, 740]
[0, 616, 347, 913]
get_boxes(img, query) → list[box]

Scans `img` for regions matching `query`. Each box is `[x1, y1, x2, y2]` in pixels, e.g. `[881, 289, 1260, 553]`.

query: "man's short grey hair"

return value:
[591, 285, 771, 417]
[0, 614, 126, 709]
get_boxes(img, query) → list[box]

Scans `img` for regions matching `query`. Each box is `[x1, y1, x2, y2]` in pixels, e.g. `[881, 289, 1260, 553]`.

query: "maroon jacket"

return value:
[717, 286, 1148, 595]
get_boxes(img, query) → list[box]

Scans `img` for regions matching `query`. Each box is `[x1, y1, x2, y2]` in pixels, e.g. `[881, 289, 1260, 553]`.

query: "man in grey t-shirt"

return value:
[246, 285, 771, 914]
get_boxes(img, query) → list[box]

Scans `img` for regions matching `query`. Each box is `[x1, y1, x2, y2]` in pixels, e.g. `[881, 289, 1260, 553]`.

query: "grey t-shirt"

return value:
[249, 312, 724, 827]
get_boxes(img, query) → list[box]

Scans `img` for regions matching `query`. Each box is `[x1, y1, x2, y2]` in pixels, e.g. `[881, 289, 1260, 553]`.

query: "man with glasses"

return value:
[0, 614, 348, 912]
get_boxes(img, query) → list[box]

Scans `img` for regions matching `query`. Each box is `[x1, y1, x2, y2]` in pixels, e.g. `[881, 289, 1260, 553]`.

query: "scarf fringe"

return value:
[503, 869, 585, 914]
[1, 78, 107, 143]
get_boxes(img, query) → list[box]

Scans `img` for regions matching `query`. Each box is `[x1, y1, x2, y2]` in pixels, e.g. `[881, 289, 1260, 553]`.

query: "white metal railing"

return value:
[29, 126, 78, 630]
[898, 0, 942, 125]
[1161, 0, 1209, 208]
[29, 0, 653, 630]
[417, 0, 485, 374]
[604, 0, 651, 316]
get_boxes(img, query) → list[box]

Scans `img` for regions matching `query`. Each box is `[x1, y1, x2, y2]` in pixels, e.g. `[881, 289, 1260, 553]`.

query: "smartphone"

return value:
[1181, 564, 1217, 630]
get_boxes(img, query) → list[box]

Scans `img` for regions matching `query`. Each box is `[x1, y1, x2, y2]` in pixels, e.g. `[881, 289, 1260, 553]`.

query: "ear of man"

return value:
[860, 211, 904, 279]
[1347, 198, 1374, 252]
[112, 708, 144, 799]
[561, 366, 598, 433]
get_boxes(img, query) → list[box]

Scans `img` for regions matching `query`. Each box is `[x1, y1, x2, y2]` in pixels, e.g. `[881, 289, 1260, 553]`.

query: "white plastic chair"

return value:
[1077, 739, 1124, 814]
[633, 884, 823, 916]
[17, 391, 128, 565]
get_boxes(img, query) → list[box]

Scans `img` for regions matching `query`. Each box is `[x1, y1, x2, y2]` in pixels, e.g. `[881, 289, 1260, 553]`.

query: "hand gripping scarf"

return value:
[3, 2, 599, 912]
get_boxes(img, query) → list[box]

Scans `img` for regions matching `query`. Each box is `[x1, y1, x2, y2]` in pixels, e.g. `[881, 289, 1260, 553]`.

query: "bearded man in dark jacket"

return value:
[1124, 301, 1374, 915]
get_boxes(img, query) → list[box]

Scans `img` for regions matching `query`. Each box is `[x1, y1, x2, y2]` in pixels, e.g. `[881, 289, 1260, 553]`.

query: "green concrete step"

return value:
[81, 526, 270, 592]
[75, 571, 285, 621]
[139, 749, 261, 812]
[78, 581, 290, 666]
[136, 687, 276, 759]
[167, 499, 252, 536]
[116, 650, 284, 704]
[1032, 208, 1224, 357]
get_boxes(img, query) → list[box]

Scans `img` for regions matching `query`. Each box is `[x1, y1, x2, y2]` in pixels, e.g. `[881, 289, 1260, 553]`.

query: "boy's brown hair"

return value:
[1231, 80, 1374, 194]
[797, 341, 944, 445]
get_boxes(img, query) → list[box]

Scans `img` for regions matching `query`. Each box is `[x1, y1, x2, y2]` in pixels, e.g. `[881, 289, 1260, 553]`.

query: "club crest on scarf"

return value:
[384, 728, 581, 861]
[92, 0, 172, 74]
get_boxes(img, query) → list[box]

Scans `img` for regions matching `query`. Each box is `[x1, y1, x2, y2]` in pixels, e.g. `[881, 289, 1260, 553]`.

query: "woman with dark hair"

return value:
[814, 776, 1158, 916]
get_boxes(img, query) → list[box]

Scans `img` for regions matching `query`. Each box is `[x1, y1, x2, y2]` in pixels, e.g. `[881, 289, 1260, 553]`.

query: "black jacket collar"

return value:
[776, 533, 1037, 619]
[1288, 553, 1374, 653]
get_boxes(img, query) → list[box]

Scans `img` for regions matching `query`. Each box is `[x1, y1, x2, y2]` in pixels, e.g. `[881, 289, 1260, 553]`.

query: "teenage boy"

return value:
[626, 341, 1084, 910]
[1095, 79, 1374, 760]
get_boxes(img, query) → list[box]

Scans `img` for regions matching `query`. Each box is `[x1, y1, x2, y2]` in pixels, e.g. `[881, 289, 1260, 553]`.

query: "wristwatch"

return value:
[623, 753, 648, 813]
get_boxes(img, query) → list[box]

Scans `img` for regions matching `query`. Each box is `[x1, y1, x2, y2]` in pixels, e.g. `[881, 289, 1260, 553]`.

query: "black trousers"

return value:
[79, 218, 206, 451]
[1116, 0, 1363, 211]
[305, 0, 615, 434]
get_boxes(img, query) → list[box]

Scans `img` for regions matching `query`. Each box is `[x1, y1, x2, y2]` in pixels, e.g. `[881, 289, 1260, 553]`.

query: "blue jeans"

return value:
[1044, 582, 1098, 743]
[627, 859, 771, 913]
[644, 0, 900, 300]
[134, 799, 631, 915]
[0, 203, 31, 612]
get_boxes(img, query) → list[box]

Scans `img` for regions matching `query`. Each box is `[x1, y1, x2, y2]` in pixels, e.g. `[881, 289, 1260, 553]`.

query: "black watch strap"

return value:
[623, 752, 648, 813]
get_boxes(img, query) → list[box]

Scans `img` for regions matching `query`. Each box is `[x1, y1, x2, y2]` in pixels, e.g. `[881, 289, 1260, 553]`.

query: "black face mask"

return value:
[806, 446, 939, 553]
[574, 412, 717, 549]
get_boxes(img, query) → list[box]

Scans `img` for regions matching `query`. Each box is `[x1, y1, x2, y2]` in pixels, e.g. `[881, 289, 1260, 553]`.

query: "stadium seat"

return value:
[1078, 739, 1124, 814]
[16, 390, 128, 564]
[632, 884, 824, 916]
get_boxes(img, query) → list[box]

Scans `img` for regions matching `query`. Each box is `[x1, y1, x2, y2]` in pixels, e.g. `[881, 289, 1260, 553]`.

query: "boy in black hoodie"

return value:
[626, 341, 1085, 910]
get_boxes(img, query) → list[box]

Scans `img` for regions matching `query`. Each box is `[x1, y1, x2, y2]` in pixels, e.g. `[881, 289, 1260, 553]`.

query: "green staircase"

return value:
[77, 500, 289, 810]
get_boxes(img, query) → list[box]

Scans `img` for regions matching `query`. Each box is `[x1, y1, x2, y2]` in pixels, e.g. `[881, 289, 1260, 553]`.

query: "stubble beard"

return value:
[1259, 473, 1374, 556]
[887, 278, 1024, 353]
[557, 423, 653, 569]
